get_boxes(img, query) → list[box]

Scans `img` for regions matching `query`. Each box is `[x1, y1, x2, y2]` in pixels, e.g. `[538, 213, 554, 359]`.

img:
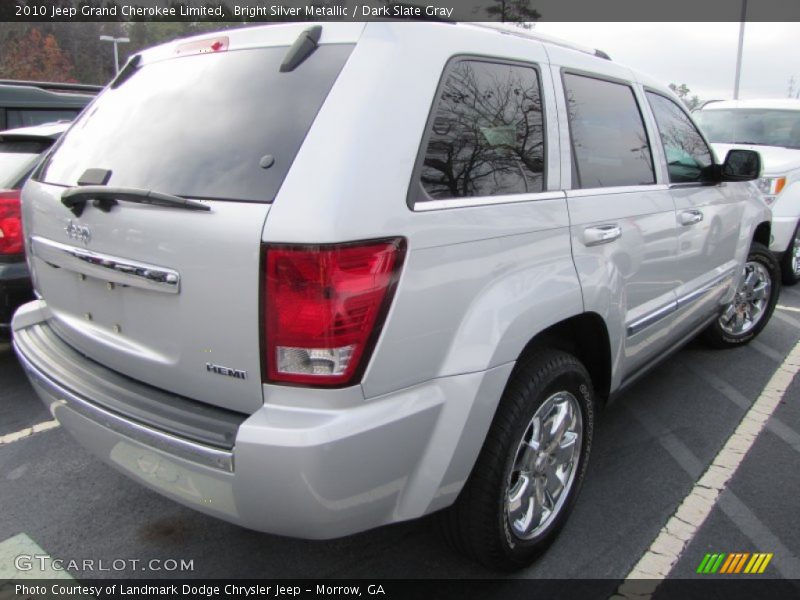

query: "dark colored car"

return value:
[0, 121, 68, 338]
[0, 80, 99, 130]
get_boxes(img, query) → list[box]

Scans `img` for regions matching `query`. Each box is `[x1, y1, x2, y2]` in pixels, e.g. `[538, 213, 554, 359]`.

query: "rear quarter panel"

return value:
[263, 23, 585, 399]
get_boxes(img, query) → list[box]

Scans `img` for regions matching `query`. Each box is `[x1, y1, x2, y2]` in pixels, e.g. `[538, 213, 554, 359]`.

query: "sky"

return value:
[533, 22, 800, 101]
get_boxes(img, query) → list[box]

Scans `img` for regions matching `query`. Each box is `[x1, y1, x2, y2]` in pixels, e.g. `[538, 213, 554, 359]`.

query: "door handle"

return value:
[679, 210, 704, 226]
[583, 224, 622, 247]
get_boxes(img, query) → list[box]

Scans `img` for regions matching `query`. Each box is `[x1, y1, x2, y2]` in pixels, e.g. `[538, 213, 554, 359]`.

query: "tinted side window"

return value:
[419, 60, 545, 200]
[646, 92, 713, 184]
[563, 73, 655, 188]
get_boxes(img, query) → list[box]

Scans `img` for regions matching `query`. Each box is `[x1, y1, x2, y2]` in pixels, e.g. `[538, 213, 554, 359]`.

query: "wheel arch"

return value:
[753, 221, 771, 248]
[513, 312, 612, 405]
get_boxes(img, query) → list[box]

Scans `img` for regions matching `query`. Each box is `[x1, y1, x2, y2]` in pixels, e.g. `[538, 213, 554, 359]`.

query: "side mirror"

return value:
[721, 149, 761, 181]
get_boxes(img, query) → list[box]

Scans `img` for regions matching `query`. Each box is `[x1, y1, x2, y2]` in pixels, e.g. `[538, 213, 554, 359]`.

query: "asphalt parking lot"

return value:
[1, 288, 799, 589]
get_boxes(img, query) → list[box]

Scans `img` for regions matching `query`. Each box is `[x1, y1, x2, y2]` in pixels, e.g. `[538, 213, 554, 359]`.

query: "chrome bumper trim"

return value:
[13, 340, 233, 472]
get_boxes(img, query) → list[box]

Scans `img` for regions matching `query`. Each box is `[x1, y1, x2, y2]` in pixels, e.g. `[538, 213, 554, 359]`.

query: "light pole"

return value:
[733, 0, 747, 100]
[99, 35, 130, 75]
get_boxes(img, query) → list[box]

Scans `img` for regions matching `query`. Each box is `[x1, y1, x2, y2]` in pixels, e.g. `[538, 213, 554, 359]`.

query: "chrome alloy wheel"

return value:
[792, 233, 800, 277]
[719, 260, 772, 336]
[505, 391, 582, 540]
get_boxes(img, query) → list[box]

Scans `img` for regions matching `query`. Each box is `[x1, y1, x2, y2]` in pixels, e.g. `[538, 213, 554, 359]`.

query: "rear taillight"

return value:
[263, 238, 406, 387]
[0, 190, 23, 256]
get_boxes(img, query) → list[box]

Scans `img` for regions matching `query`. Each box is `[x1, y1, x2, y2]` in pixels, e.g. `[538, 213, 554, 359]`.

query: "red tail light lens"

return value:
[0, 190, 23, 256]
[264, 238, 406, 387]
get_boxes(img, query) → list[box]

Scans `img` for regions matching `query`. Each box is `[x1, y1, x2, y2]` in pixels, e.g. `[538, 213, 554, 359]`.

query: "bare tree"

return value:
[421, 61, 545, 198]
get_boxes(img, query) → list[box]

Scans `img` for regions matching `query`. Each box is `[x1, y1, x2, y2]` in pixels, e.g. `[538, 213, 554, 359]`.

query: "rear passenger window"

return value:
[563, 73, 655, 188]
[646, 92, 714, 184]
[419, 59, 545, 200]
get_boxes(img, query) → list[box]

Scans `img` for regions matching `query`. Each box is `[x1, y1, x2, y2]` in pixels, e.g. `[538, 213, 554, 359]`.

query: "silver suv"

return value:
[12, 23, 777, 570]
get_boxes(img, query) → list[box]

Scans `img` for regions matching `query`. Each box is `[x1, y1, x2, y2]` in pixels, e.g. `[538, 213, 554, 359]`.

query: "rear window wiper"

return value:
[62, 185, 210, 217]
[280, 26, 322, 73]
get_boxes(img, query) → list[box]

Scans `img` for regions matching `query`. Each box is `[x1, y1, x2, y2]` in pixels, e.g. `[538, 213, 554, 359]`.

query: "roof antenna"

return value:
[280, 26, 322, 73]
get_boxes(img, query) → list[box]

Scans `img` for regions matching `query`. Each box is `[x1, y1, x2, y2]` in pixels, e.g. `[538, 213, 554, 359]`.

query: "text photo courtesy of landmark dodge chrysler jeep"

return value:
[12, 22, 777, 570]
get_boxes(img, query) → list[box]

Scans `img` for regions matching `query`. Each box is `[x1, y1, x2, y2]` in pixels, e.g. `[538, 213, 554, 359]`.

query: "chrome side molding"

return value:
[626, 301, 677, 337]
[30, 236, 180, 294]
[626, 269, 735, 337]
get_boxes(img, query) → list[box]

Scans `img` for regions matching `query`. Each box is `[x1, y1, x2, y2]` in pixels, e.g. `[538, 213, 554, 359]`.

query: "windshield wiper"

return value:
[62, 186, 210, 217]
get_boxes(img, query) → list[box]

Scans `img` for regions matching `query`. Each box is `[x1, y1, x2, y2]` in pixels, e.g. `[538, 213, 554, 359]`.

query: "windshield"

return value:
[0, 140, 51, 188]
[695, 109, 800, 149]
[39, 44, 353, 203]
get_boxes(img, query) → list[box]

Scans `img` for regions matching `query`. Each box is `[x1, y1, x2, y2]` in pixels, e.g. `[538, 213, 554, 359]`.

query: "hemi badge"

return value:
[206, 363, 247, 380]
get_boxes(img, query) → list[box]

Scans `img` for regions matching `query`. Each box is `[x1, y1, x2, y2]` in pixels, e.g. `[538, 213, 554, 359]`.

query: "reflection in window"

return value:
[647, 93, 713, 184]
[563, 74, 655, 188]
[420, 60, 545, 200]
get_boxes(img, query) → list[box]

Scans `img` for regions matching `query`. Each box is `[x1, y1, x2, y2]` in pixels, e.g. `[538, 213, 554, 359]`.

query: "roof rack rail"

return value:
[466, 23, 611, 61]
[0, 80, 103, 94]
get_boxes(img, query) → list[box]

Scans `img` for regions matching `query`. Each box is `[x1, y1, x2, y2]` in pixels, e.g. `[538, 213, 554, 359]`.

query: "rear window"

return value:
[0, 139, 52, 189]
[39, 44, 353, 202]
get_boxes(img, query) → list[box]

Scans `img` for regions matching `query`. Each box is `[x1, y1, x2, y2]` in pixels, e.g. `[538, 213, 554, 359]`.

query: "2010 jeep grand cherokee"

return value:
[12, 22, 778, 570]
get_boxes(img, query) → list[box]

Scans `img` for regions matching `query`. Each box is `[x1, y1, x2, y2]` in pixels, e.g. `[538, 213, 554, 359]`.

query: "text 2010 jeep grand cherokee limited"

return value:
[12, 23, 778, 569]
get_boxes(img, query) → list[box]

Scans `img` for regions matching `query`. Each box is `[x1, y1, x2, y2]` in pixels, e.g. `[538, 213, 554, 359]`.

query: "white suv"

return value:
[696, 99, 800, 284]
[12, 23, 776, 570]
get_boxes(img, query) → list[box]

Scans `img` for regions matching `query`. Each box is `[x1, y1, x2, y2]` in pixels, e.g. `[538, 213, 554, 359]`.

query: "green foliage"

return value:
[669, 83, 701, 111]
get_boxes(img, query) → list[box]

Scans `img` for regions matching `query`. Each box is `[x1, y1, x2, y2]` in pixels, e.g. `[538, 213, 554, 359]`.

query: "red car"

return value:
[0, 121, 69, 338]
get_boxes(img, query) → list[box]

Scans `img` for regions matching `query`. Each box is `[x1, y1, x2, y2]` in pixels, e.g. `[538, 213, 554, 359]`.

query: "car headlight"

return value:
[756, 176, 787, 205]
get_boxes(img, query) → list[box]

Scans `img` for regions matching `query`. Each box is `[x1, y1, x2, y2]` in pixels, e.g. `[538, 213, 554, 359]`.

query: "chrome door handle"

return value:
[679, 210, 704, 226]
[583, 224, 622, 246]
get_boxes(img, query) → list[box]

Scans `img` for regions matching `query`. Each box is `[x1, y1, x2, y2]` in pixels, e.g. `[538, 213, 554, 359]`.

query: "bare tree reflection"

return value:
[420, 60, 545, 199]
[647, 94, 712, 183]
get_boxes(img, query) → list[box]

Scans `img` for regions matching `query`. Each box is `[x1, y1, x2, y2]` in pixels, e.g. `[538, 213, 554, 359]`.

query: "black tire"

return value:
[701, 242, 780, 349]
[780, 223, 800, 286]
[439, 349, 595, 571]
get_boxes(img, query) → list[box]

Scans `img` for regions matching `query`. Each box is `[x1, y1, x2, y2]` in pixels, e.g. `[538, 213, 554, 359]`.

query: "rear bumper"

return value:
[0, 259, 32, 335]
[12, 300, 512, 539]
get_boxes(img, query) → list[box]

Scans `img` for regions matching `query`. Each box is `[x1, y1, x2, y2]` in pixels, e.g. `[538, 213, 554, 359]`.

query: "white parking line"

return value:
[774, 310, 800, 329]
[0, 420, 60, 446]
[612, 338, 800, 598]
[777, 305, 800, 314]
[0, 532, 73, 580]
